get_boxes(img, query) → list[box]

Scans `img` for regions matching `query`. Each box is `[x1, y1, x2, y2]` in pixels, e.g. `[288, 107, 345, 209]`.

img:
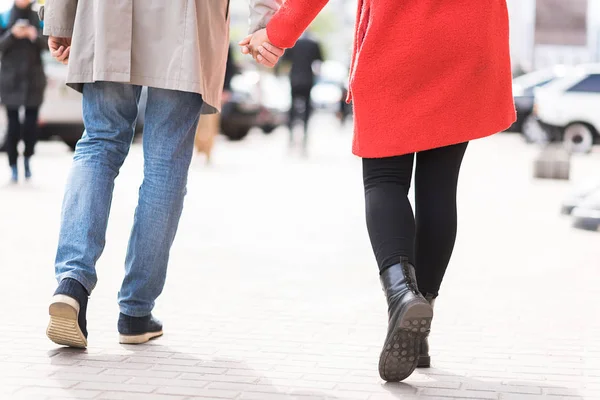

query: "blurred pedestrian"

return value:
[283, 31, 323, 153]
[0, 0, 46, 183]
[41, 0, 267, 349]
[194, 44, 240, 164]
[242, 0, 516, 382]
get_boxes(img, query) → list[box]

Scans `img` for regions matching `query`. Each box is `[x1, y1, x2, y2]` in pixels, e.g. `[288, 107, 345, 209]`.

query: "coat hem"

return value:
[65, 71, 220, 114]
[352, 116, 516, 159]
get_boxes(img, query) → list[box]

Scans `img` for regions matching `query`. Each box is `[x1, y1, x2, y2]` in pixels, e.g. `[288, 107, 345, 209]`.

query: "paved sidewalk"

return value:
[1, 116, 599, 400]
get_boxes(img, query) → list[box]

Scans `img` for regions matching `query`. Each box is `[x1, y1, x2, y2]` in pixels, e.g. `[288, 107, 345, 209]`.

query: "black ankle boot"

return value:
[417, 294, 436, 368]
[378, 259, 433, 382]
[47, 278, 89, 348]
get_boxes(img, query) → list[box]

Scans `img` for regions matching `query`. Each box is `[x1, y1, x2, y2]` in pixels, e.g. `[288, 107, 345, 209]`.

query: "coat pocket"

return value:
[356, 0, 371, 52]
[348, 0, 370, 99]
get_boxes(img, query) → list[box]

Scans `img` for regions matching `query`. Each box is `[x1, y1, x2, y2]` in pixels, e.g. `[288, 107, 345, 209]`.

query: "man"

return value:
[283, 32, 323, 152]
[43, 0, 283, 348]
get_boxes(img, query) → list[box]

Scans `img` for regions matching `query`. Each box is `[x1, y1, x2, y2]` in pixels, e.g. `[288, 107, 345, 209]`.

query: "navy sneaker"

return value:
[118, 313, 163, 344]
[47, 278, 89, 348]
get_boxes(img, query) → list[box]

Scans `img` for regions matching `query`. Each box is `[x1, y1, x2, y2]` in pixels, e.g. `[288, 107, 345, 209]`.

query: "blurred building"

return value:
[508, 0, 600, 71]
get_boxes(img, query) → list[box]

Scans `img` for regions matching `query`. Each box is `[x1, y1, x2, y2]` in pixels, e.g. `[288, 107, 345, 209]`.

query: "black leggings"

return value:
[6, 107, 39, 167]
[363, 142, 468, 297]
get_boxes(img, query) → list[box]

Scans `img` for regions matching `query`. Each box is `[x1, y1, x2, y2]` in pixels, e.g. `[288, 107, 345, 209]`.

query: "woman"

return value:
[0, 0, 46, 183]
[242, 0, 516, 382]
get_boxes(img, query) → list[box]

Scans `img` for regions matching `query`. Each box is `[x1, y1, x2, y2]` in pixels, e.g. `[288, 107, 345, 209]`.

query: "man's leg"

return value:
[55, 82, 142, 293]
[301, 90, 312, 152]
[118, 87, 203, 319]
[289, 87, 299, 144]
[49, 82, 141, 348]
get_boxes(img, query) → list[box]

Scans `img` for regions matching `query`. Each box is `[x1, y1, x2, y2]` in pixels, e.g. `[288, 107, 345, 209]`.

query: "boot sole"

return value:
[46, 295, 88, 349]
[119, 330, 163, 345]
[379, 300, 433, 382]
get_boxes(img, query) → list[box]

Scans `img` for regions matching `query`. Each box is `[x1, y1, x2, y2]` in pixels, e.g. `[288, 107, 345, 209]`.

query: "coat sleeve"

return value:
[31, 12, 48, 51]
[41, 0, 78, 37]
[0, 29, 15, 53]
[248, 0, 283, 34]
[266, 0, 329, 49]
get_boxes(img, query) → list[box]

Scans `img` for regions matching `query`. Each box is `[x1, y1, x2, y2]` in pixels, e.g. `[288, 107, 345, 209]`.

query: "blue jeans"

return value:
[55, 82, 203, 317]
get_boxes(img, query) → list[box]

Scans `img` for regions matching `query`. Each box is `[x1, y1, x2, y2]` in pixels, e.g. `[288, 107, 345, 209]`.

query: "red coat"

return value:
[267, 0, 516, 158]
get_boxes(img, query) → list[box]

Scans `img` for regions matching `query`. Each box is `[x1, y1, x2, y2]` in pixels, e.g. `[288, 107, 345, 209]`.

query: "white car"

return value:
[534, 64, 600, 153]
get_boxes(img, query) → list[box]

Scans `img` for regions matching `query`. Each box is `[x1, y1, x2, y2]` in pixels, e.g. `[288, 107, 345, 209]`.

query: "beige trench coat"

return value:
[41, 0, 275, 114]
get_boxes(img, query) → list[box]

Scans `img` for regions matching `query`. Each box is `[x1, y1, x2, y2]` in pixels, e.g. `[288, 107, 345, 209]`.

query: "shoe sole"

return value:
[379, 300, 433, 382]
[119, 330, 163, 345]
[46, 295, 88, 349]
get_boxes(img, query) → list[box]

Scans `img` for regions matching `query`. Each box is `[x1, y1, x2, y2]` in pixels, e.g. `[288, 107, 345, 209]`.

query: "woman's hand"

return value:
[239, 29, 284, 68]
[26, 26, 38, 42]
[11, 25, 28, 39]
[48, 36, 72, 65]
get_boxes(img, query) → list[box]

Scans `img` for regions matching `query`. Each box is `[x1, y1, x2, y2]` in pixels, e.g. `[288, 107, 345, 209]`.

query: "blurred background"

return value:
[0, 1, 599, 399]
[1, 0, 599, 229]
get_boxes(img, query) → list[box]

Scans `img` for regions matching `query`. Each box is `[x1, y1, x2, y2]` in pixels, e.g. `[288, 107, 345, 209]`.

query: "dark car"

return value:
[506, 66, 570, 142]
[220, 70, 289, 141]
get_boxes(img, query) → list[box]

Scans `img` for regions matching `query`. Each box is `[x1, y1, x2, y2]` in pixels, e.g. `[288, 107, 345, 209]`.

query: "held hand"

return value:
[26, 26, 38, 41]
[239, 29, 284, 68]
[49, 36, 72, 65]
[11, 25, 28, 39]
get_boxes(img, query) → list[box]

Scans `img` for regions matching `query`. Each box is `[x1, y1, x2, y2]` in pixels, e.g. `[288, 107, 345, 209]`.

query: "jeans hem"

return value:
[56, 272, 96, 295]
[118, 305, 154, 318]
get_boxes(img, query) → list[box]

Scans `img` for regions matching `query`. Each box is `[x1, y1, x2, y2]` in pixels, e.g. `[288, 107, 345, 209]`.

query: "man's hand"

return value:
[48, 36, 72, 65]
[26, 26, 38, 42]
[11, 25, 28, 39]
[239, 29, 284, 68]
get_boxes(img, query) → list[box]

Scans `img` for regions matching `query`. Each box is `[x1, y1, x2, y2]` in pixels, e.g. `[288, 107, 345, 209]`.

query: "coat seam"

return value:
[68, 71, 202, 84]
[177, 2, 189, 84]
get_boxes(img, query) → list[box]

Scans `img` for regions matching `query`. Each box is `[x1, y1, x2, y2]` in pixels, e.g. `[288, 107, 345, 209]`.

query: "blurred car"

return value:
[255, 73, 290, 134]
[534, 64, 600, 153]
[508, 65, 570, 142]
[1, 69, 286, 150]
[572, 188, 600, 231]
[221, 70, 289, 141]
[36, 53, 85, 150]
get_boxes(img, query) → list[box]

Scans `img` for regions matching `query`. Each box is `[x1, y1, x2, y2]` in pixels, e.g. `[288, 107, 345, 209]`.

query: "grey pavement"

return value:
[1, 114, 599, 400]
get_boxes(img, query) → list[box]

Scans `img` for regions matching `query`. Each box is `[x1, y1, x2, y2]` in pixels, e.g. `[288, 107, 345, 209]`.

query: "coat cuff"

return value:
[248, 0, 283, 34]
[42, 0, 77, 37]
[266, 0, 329, 49]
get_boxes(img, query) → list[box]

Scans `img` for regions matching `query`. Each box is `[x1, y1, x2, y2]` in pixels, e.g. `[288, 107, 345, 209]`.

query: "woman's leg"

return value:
[363, 154, 433, 382]
[363, 154, 416, 272]
[23, 108, 39, 159]
[6, 107, 21, 168]
[23, 107, 40, 178]
[414, 142, 468, 297]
